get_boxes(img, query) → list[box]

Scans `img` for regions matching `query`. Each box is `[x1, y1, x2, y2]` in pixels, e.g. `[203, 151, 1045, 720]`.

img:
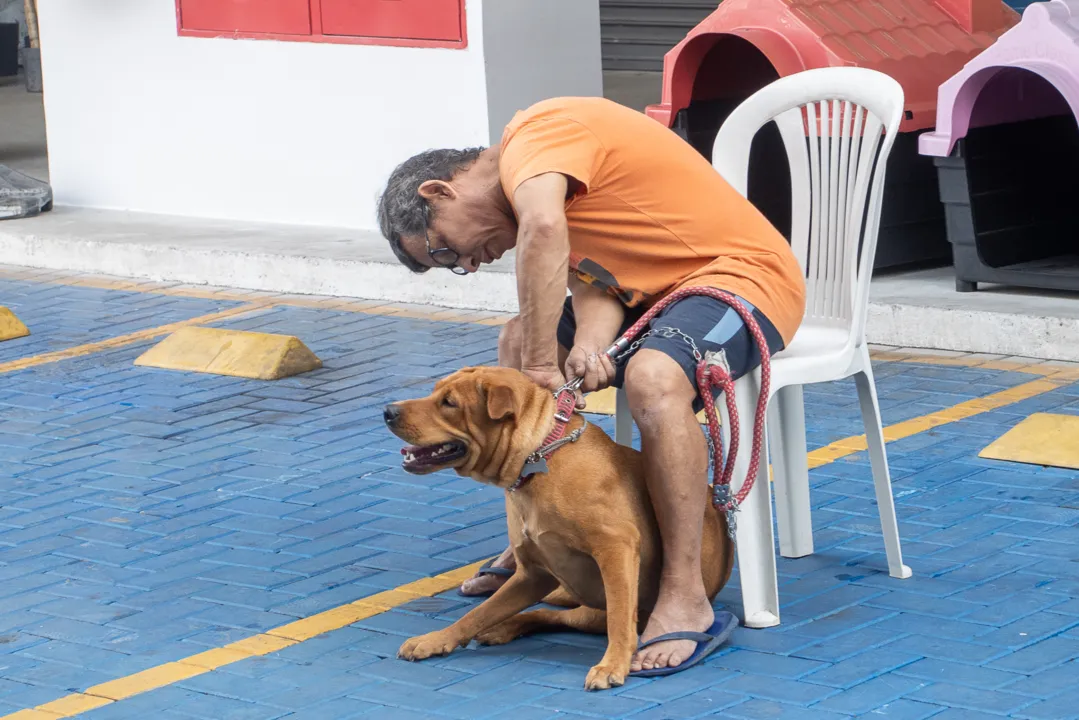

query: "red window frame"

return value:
[175, 0, 468, 50]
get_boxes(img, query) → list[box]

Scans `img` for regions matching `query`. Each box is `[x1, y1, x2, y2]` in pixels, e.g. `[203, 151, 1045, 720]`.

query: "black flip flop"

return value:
[456, 557, 514, 597]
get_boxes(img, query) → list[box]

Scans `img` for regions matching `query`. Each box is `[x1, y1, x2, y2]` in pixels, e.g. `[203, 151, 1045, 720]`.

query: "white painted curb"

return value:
[2, 220, 1077, 361]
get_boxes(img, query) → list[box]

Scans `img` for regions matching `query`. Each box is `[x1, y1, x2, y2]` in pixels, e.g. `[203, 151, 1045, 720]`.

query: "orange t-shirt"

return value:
[499, 96, 806, 345]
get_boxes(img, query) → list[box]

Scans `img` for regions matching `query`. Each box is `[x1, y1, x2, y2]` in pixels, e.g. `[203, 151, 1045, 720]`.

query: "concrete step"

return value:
[1, 207, 1077, 360]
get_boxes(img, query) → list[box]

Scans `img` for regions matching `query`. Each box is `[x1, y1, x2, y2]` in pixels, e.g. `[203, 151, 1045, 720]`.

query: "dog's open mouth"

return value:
[400, 441, 468, 472]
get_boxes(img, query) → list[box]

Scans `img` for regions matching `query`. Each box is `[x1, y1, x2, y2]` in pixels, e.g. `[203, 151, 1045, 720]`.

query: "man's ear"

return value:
[485, 383, 517, 421]
[418, 180, 457, 202]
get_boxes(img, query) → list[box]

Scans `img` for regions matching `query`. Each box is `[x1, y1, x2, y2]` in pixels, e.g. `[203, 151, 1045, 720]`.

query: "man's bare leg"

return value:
[458, 316, 569, 597]
[624, 349, 714, 672]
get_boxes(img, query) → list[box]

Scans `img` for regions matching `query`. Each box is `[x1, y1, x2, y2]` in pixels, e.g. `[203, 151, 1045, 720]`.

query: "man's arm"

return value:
[565, 275, 623, 393]
[513, 172, 573, 391]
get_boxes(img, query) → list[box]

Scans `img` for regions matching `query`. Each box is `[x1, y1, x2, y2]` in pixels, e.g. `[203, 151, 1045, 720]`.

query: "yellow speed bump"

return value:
[0, 306, 29, 341]
[979, 412, 1079, 470]
[134, 326, 321, 380]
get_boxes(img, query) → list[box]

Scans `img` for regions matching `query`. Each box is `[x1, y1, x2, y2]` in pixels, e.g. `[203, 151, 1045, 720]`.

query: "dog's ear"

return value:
[485, 383, 517, 421]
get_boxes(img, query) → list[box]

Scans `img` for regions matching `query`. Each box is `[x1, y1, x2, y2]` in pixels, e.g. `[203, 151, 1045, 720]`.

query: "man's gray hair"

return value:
[376, 147, 485, 273]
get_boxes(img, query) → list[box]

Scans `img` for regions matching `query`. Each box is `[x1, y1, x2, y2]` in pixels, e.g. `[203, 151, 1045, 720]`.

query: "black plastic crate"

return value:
[933, 113, 1079, 292]
[0, 23, 18, 78]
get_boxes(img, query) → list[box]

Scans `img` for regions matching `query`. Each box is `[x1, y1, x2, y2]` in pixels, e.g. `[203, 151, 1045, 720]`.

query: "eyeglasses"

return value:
[423, 204, 469, 275]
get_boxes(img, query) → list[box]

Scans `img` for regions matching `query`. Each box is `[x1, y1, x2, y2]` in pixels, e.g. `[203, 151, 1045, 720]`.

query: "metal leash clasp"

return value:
[712, 484, 739, 540]
[552, 376, 582, 422]
[704, 348, 731, 374]
[557, 376, 584, 395]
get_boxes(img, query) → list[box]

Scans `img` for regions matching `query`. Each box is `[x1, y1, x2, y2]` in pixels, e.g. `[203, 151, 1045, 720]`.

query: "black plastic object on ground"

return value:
[933, 114, 1079, 293]
[0, 165, 53, 220]
[0, 23, 17, 77]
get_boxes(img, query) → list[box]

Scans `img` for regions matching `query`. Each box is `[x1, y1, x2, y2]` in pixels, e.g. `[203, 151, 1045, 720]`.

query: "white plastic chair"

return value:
[614, 66, 912, 629]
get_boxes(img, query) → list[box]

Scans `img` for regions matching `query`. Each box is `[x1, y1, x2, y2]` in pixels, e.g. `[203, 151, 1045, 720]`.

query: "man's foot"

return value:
[458, 546, 516, 596]
[630, 589, 715, 672]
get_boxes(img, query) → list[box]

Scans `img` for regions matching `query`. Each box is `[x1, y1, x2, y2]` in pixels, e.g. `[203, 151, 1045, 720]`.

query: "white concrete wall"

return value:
[36, 0, 492, 230]
[482, 0, 603, 145]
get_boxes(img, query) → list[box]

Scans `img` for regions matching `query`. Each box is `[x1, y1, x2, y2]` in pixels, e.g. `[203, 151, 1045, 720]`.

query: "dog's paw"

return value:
[584, 662, 629, 691]
[475, 620, 523, 646]
[397, 632, 459, 661]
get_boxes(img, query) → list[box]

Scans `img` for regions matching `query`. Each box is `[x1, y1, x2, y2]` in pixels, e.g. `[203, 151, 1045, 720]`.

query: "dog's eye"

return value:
[442, 396, 456, 408]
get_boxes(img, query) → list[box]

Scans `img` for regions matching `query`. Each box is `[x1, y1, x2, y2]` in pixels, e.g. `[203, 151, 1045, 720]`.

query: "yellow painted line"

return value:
[868, 349, 1078, 378]
[0, 561, 486, 720]
[805, 375, 1072, 469]
[0, 303, 270, 376]
[3, 710, 64, 720]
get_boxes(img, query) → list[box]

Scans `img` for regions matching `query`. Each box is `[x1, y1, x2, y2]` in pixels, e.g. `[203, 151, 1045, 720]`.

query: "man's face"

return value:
[403, 176, 518, 274]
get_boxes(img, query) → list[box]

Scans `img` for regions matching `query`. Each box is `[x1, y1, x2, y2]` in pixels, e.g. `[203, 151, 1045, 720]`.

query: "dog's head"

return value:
[383, 366, 554, 486]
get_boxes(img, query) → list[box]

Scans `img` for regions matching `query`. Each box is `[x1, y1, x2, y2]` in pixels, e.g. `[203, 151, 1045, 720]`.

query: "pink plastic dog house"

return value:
[643, 0, 1019, 270]
[920, 0, 1079, 292]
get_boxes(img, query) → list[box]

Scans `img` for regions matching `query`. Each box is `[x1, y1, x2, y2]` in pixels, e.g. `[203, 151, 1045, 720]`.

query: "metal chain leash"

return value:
[614, 325, 738, 537]
[605, 286, 773, 541]
[614, 326, 704, 365]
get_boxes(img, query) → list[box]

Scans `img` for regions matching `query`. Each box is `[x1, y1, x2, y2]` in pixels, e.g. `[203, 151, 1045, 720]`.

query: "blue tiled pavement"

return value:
[0, 278, 246, 363]
[1, 277, 1078, 719]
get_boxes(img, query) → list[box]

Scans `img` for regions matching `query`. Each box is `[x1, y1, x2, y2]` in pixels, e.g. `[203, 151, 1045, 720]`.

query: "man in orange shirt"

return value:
[378, 97, 805, 675]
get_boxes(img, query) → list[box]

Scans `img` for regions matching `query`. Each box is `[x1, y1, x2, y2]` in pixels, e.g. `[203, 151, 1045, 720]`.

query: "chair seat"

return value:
[768, 322, 859, 392]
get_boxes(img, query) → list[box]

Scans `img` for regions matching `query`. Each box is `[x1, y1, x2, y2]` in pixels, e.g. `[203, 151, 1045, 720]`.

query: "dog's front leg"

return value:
[398, 568, 557, 662]
[585, 538, 641, 691]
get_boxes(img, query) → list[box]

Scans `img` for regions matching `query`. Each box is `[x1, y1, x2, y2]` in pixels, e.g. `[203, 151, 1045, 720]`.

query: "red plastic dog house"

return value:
[645, 0, 1019, 269]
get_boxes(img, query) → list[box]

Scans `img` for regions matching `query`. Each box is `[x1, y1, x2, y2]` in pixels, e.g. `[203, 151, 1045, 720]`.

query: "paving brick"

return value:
[987, 636, 1079, 674]
[726, 698, 852, 720]
[276, 696, 377, 719]
[1013, 687, 1079, 720]
[528, 686, 657, 717]
[1001, 658, 1077, 698]
[803, 647, 922, 689]
[907, 683, 1034, 715]
[720, 673, 838, 705]
[445, 693, 563, 720]
[787, 604, 896, 640]
[625, 687, 744, 719]
[974, 611, 1079, 648]
[857, 698, 948, 719]
[715, 649, 826, 679]
[812, 674, 931, 715]
[794, 626, 896, 663]
[864, 591, 986, 620]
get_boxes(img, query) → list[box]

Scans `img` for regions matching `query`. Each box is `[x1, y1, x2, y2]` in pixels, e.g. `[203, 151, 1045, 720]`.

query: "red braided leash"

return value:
[606, 286, 772, 520]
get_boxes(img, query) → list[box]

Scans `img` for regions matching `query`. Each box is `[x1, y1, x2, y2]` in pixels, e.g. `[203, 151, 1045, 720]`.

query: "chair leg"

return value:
[770, 384, 814, 559]
[722, 373, 781, 628]
[853, 362, 912, 580]
[614, 388, 633, 447]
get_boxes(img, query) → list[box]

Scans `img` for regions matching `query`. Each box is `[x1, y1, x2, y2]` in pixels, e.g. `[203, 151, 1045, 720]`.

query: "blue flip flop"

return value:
[456, 557, 514, 597]
[628, 610, 739, 678]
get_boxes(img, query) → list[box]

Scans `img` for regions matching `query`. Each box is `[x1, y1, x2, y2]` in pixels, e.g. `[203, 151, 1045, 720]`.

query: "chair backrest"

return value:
[712, 67, 904, 343]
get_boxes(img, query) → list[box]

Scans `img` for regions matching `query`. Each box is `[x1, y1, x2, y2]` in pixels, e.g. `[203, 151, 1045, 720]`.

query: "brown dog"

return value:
[383, 366, 734, 690]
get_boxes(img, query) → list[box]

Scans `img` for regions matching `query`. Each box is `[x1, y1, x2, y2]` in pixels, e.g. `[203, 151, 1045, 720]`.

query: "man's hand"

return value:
[524, 364, 588, 410]
[523, 364, 567, 395]
[565, 344, 616, 394]
[563, 274, 624, 408]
